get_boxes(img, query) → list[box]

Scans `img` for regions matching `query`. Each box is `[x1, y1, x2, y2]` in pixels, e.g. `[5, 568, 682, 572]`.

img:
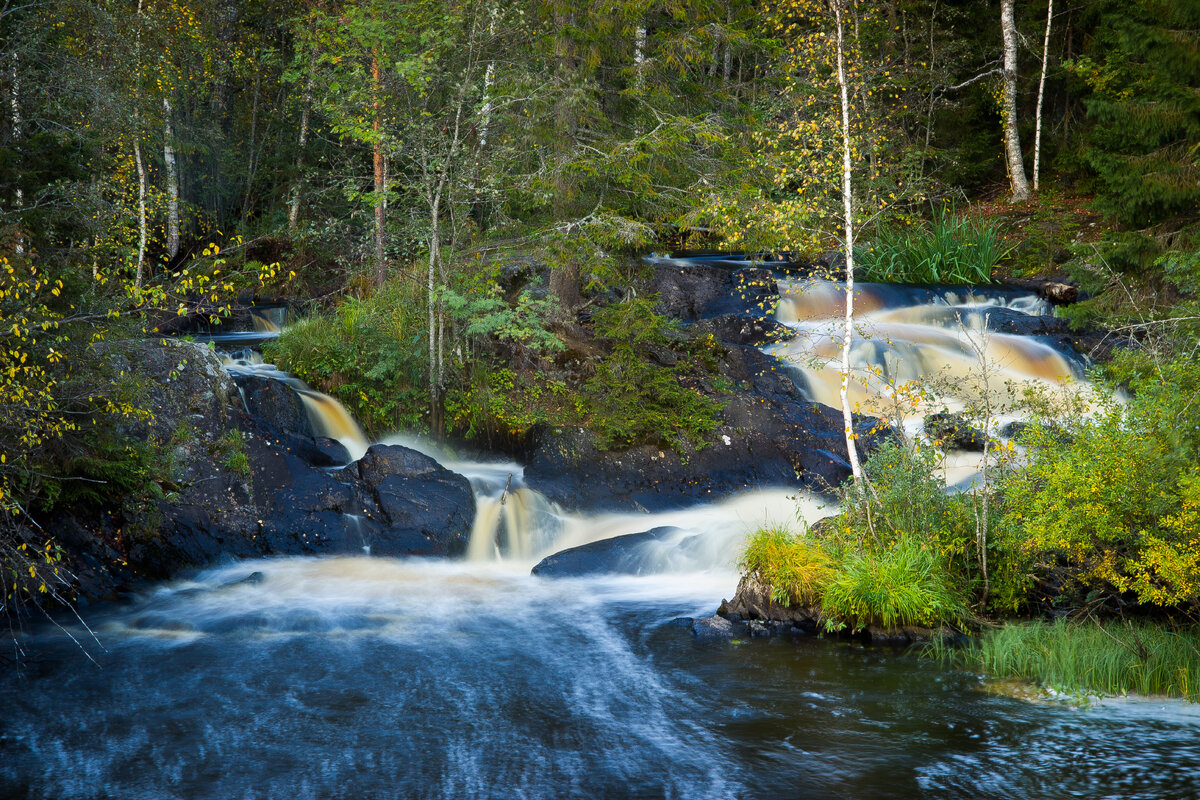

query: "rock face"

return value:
[525, 342, 883, 512]
[531, 527, 682, 576]
[51, 341, 476, 603]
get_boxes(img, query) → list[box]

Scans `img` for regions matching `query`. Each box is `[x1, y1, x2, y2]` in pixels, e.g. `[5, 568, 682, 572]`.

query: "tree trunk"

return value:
[1033, 0, 1053, 192]
[372, 53, 387, 286]
[634, 24, 647, 90]
[427, 191, 442, 436]
[832, 0, 863, 484]
[1000, 0, 1030, 201]
[288, 66, 314, 234]
[10, 51, 22, 255]
[134, 136, 148, 288]
[163, 96, 180, 259]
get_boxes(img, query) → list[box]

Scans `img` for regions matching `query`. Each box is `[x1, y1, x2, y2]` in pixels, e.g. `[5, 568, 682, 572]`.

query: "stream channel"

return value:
[3, 257, 1199, 799]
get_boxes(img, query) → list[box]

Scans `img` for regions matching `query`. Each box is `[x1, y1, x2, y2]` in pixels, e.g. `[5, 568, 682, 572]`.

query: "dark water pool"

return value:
[2, 557, 1198, 800]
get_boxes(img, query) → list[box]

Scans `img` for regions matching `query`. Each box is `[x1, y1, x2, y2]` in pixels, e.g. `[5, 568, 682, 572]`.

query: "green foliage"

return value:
[582, 299, 723, 450]
[443, 283, 563, 354]
[838, 441, 981, 582]
[821, 534, 967, 631]
[216, 430, 250, 478]
[1065, 0, 1200, 228]
[956, 620, 1200, 702]
[856, 208, 1008, 284]
[739, 525, 834, 608]
[38, 435, 166, 513]
[445, 363, 572, 448]
[264, 281, 429, 435]
[998, 352, 1200, 612]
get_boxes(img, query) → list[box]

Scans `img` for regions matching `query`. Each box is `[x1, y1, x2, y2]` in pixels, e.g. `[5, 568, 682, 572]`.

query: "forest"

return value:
[2, 0, 1200, 702]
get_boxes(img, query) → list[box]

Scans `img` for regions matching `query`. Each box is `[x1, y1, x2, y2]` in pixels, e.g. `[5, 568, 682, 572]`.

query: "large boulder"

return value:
[356, 444, 476, 557]
[531, 527, 683, 576]
[231, 372, 314, 438]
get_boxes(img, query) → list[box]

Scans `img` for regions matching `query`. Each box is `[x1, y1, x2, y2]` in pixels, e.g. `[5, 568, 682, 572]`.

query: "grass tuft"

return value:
[953, 620, 1200, 702]
[739, 525, 834, 608]
[857, 207, 1009, 284]
[821, 534, 967, 631]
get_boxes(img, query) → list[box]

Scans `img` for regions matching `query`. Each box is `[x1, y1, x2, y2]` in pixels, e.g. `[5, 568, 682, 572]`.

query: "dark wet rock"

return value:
[717, 575, 821, 628]
[525, 343, 883, 512]
[924, 412, 989, 452]
[731, 267, 779, 312]
[357, 444, 445, 485]
[531, 527, 683, 576]
[697, 314, 797, 347]
[221, 571, 265, 589]
[37, 342, 479, 608]
[356, 445, 475, 557]
[689, 614, 738, 640]
[232, 372, 314, 438]
[981, 307, 1071, 336]
[653, 261, 731, 320]
[1002, 277, 1079, 306]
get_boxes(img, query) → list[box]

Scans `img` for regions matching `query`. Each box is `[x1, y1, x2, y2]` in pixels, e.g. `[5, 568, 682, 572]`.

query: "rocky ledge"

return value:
[49, 341, 475, 605]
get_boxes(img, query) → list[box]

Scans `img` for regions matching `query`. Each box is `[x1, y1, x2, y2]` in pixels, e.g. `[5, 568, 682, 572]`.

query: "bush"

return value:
[264, 281, 428, 435]
[998, 352, 1200, 613]
[739, 525, 834, 608]
[856, 207, 1008, 284]
[956, 620, 1200, 702]
[582, 299, 723, 450]
[821, 534, 967, 631]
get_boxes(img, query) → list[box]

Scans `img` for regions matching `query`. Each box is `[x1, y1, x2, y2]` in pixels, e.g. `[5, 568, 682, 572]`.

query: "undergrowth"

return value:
[951, 620, 1200, 702]
[857, 207, 1008, 284]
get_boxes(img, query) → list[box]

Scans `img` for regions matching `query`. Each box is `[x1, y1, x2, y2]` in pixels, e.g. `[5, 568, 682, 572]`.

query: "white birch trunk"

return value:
[134, 136, 148, 288]
[163, 96, 180, 258]
[1033, 0, 1053, 192]
[634, 25, 647, 90]
[833, 0, 863, 484]
[1001, 0, 1030, 201]
[10, 51, 22, 255]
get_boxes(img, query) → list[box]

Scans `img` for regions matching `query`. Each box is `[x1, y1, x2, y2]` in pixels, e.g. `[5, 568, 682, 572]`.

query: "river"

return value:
[3, 267, 1198, 798]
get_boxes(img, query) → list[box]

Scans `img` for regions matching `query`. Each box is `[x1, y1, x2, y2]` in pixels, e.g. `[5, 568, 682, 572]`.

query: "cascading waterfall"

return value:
[769, 278, 1097, 484]
[7, 269, 1198, 800]
[223, 352, 371, 460]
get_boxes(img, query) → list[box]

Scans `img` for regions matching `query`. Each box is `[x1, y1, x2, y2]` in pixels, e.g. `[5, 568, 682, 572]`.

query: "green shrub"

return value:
[956, 620, 1200, 702]
[856, 207, 1008, 284]
[821, 534, 967, 631]
[264, 281, 428, 435]
[739, 524, 834, 607]
[582, 298, 723, 450]
[998, 353, 1200, 612]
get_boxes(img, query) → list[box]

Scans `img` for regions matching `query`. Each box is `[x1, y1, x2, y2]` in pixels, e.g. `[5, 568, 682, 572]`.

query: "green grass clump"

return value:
[821, 534, 967, 631]
[857, 207, 1008, 284]
[739, 525, 834, 607]
[264, 281, 428, 435]
[957, 620, 1200, 702]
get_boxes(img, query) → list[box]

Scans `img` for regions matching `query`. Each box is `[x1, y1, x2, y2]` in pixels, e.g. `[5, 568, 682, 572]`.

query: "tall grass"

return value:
[857, 207, 1009, 284]
[954, 620, 1200, 702]
[264, 281, 429, 434]
[739, 525, 834, 608]
[821, 534, 967, 631]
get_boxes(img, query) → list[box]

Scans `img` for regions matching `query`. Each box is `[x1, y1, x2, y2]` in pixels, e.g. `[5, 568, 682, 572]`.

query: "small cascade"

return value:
[222, 354, 371, 461]
[297, 391, 370, 460]
[770, 278, 1091, 432]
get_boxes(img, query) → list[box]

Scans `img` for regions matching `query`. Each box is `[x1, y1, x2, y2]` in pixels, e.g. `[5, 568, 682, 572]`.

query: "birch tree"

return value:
[1000, 0, 1030, 201]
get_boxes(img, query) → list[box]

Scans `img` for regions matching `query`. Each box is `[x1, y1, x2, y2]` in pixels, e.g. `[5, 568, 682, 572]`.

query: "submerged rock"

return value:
[531, 527, 683, 576]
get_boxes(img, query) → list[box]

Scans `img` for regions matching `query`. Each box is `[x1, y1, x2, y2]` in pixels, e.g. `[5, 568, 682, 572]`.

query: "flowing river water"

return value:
[3, 266, 1199, 799]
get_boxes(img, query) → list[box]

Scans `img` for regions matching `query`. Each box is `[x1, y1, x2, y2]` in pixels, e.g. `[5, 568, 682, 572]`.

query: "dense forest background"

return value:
[0, 0, 1197, 629]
